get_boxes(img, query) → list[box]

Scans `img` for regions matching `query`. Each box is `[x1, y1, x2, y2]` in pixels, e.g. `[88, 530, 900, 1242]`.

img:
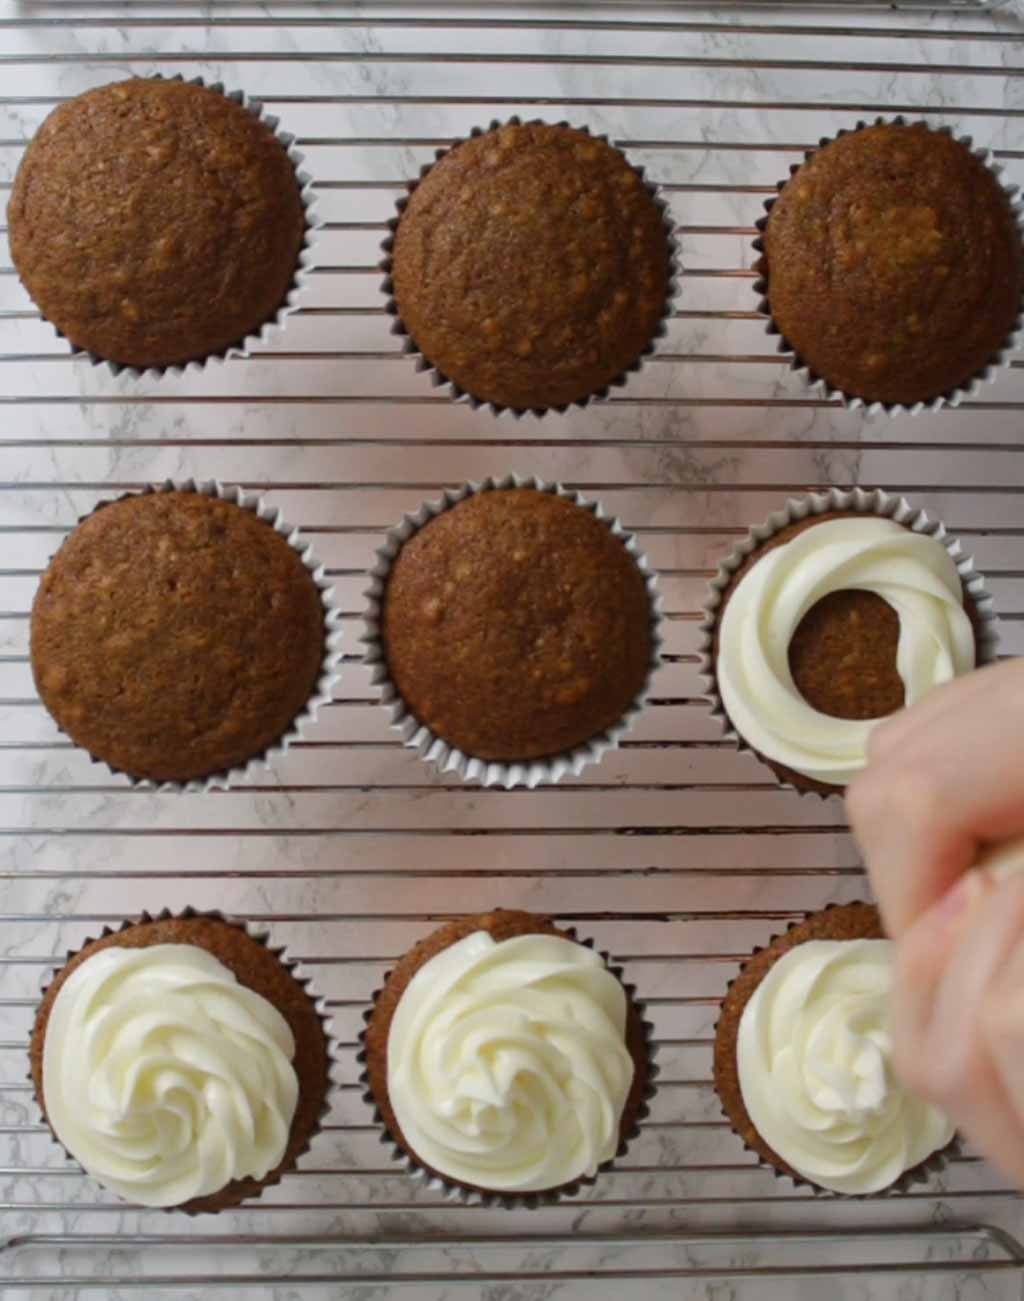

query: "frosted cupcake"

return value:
[30, 913, 332, 1214]
[361, 910, 653, 1204]
[713, 903, 955, 1195]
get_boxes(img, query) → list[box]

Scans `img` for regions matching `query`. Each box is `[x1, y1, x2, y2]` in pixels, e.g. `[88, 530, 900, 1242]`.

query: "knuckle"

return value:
[882, 766, 947, 828]
[981, 992, 1012, 1046]
[865, 716, 898, 764]
[845, 769, 886, 832]
[980, 973, 1024, 1049]
[848, 765, 947, 854]
[898, 1027, 969, 1111]
[894, 930, 932, 989]
[891, 1036, 937, 1101]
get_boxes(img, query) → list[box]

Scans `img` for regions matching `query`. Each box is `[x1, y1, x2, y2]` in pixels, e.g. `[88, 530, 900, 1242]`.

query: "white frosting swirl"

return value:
[717, 516, 975, 785]
[387, 931, 635, 1192]
[737, 939, 954, 1194]
[42, 943, 299, 1208]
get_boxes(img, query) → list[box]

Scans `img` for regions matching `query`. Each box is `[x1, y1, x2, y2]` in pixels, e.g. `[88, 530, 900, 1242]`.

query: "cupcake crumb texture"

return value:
[30, 491, 325, 783]
[381, 489, 652, 762]
[764, 123, 1023, 405]
[789, 588, 904, 720]
[8, 78, 306, 369]
[391, 122, 671, 410]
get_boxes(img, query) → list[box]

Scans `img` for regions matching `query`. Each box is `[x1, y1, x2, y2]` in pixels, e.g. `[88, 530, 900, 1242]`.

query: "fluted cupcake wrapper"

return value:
[361, 472, 664, 788]
[356, 923, 659, 1209]
[698, 485, 1000, 798]
[754, 116, 1024, 416]
[49, 478, 343, 793]
[44, 74, 320, 381]
[28, 906, 340, 1217]
[380, 117, 681, 419]
[712, 902, 960, 1199]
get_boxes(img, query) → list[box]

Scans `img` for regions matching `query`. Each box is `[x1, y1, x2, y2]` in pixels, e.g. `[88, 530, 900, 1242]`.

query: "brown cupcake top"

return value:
[390, 122, 671, 410]
[711, 510, 981, 796]
[763, 123, 1023, 405]
[31, 491, 326, 782]
[363, 909, 649, 1199]
[8, 78, 306, 368]
[381, 488, 654, 762]
[713, 903, 885, 1187]
[30, 914, 330, 1214]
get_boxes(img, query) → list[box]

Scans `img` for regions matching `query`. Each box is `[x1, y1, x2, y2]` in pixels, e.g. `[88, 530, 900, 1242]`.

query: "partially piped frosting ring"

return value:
[717, 514, 975, 786]
[700, 488, 998, 795]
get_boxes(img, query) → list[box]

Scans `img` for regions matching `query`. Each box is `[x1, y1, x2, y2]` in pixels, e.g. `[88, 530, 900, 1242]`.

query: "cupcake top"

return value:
[714, 904, 954, 1195]
[8, 78, 306, 369]
[30, 915, 330, 1212]
[390, 122, 671, 411]
[763, 122, 1022, 405]
[31, 490, 326, 783]
[713, 511, 977, 791]
[381, 488, 654, 763]
[363, 910, 647, 1197]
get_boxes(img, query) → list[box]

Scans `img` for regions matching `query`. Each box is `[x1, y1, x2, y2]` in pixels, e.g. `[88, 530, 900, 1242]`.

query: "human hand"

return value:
[846, 659, 1024, 1186]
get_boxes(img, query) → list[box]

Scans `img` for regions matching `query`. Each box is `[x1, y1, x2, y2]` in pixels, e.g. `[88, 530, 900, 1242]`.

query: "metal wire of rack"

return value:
[1, 3, 1024, 1297]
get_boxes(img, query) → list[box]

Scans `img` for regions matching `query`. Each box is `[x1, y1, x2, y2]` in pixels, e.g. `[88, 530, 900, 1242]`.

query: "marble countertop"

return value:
[1, 1, 1023, 1296]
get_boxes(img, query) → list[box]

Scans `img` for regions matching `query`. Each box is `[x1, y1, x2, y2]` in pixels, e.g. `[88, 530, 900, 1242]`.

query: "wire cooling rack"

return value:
[1, 3, 1024, 1297]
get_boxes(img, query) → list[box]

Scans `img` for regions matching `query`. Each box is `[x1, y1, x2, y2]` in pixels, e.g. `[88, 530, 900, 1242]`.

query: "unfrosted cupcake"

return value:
[373, 481, 659, 784]
[30, 912, 331, 1213]
[759, 120, 1023, 408]
[713, 903, 955, 1195]
[8, 78, 309, 371]
[31, 484, 333, 786]
[362, 910, 652, 1203]
[386, 120, 674, 413]
[704, 492, 993, 794]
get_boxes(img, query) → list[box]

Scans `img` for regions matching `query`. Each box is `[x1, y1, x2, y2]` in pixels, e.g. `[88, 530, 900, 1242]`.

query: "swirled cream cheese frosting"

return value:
[737, 939, 954, 1194]
[42, 943, 300, 1207]
[716, 516, 975, 786]
[386, 931, 636, 1192]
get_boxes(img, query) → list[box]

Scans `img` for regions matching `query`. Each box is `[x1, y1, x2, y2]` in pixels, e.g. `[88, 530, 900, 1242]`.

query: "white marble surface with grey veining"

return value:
[0, 1, 1023, 1295]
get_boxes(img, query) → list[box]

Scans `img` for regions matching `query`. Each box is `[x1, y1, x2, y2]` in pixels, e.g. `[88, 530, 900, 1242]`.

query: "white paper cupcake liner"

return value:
[713, 902, 958, 1199]
[356, 918, 659, 1209]
[29, 906, 339, 1217]
[361, 473, 664, 788]
[698, 486, 1000, 797]
[380, 117, 681, 418]
[40, 477, 343, 793]
[753, 116, 1024, 416]
[41, 74, 319, 381]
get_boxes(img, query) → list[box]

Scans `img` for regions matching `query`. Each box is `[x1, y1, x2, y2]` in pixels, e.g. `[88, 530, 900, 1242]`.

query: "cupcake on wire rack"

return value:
[362, 474, 663, 788]
[30, 909, 335, 1215]
[30, 480, 343, 791]
[7, 76, 317, 376]
[754, 118, 1024, 413]
[382, 119, 679, 415]
[700, 487, 998, 796]
[360, 909, 656, 1207]
[713, 903, 956, 1196]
